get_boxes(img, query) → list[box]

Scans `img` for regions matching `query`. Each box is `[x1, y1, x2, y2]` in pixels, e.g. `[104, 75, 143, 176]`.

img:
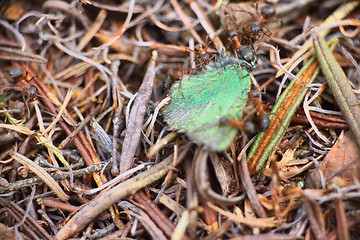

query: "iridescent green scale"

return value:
[163, 59, 251, 152]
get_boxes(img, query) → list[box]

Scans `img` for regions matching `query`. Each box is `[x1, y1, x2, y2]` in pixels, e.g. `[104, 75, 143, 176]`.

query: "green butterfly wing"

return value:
[163, 65, 251, 151]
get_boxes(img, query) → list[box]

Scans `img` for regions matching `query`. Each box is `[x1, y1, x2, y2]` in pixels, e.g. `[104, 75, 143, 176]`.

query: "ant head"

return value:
[261, 5, 275, 19]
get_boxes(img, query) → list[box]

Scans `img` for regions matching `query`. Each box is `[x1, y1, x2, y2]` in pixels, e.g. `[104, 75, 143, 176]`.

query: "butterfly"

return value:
[163, 48, 255, 151]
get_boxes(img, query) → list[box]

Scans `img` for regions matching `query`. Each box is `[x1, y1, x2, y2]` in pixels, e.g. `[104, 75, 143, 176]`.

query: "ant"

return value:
[221, 90, 270, 136]
[188, 36, 216, 67]
[247, 5, 275, 41]
[229, 31, 256, 67]
[9, 67, 37, 101]
[222, 3, 275, 45]
[7, 67, 38, 119]
[164, 68, 193, 94]
[194, 43, 212, 65]
[166, 41, 214, 90]
[248, 90, 270, 131]
[166, 40, 214, 85]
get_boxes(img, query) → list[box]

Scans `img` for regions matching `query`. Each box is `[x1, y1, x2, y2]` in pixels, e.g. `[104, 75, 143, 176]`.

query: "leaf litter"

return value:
[0, 0, 360, 239]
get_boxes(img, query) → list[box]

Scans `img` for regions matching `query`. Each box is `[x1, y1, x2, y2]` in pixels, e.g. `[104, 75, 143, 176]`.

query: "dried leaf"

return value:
[320, 131, 360, 187]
